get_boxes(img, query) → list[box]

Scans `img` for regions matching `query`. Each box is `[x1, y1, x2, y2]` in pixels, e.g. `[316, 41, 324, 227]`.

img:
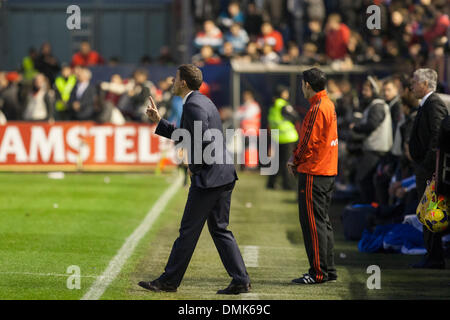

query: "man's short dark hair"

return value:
[303, 68, 327, 92]
[179, 64, 203, 91]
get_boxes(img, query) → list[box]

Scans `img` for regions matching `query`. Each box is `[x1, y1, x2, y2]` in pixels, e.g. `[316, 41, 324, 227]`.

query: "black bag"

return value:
[341, 204, 378, 241]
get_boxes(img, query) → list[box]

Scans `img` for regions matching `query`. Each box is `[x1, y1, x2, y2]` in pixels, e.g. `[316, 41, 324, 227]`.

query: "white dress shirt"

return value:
[182, 91, 194, 105]
[420, 91, 434, 108]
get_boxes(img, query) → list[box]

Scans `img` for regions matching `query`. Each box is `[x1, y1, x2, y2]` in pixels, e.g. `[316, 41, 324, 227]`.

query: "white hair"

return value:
[414, 68, 438, 91]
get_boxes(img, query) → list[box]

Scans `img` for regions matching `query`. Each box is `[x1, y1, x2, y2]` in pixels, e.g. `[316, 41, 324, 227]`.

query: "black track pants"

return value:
[297, 173, 337, 282]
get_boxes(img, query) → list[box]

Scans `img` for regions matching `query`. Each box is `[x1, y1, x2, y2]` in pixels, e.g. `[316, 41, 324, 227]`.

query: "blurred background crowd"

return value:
[0, 0, 449, 209]
[0, 0, 448, 125]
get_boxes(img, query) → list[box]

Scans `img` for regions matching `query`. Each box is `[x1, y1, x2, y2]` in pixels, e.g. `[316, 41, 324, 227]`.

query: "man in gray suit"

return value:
[139, 64, 251, 294]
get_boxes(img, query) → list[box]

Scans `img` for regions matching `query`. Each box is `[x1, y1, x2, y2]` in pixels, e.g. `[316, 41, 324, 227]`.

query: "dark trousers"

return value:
[415, 165, 444, 263]
[158, 182, 250, 287]
[356, 151, 384, 204]
[267, 142, 296, 190]
[298, 173, 337, 282]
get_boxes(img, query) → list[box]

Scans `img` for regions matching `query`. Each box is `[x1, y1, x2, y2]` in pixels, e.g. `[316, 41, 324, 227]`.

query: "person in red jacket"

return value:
[71, 41, 104, 67]
[324, 14, 350, 61]
[257, 22, 284, 53]
[288, 68, 339, 285]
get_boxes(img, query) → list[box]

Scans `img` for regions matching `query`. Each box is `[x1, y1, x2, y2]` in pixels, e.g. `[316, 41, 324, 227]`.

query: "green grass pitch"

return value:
[0, 172, 449, 300]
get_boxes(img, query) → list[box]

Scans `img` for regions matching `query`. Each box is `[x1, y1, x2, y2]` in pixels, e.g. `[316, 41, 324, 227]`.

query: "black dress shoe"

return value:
[217, 282, 251, 295]
[410, 259, 445, 269]
[138, 279, 177, 292]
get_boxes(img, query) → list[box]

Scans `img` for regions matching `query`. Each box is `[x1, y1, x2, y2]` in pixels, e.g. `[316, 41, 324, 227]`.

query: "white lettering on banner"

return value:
[0, 126, 28, 162]
[114, 126, 136, 163]
[90, 126, 114, 163]
[29, 126, 65, 163]
[138, 127, 158, 163]
[66, 126, 90, 163]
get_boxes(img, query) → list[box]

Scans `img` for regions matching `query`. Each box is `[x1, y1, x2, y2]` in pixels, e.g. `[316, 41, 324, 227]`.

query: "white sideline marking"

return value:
[81, 174, 183, 300]
[243, 246, 259, 268]
[241, 293, 260, 300]
[242, 246, 260, 300]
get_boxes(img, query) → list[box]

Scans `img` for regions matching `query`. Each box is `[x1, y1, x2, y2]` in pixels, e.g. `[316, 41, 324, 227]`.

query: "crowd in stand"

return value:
[191, 0, 449, 76]
[0, 41, 184, 125]
[1, 0, 449, 125]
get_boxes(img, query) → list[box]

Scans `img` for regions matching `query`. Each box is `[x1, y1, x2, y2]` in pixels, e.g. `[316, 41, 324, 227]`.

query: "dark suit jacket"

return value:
[409, 92, 450, 173]
[155, 91, 238, 189]
[69, 82, 96, 121]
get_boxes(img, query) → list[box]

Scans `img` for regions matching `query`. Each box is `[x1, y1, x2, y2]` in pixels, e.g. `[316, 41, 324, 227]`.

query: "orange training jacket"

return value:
[293, 90, 338, 176]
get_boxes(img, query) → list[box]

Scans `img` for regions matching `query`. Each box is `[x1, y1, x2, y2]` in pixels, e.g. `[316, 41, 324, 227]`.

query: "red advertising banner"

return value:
[0, 122, 176, 172]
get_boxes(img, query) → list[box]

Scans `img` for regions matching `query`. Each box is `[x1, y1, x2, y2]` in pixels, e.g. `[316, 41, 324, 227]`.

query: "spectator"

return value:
[338, 0, 363, 30]
[157, 46, 176, 65]
[71, 41, 105, 68]
[257, 22, 284, 53]
[281, 42, 302, 65]
[100, 74, 132, 107]
[286, 0, 306, 49]
[423, 1, 450, 48]
[218, 1, 245, 30]
[393, 92, 419, 167]
[117, 69, 154, 122]
[224, 23, 250, 54]
[68, 68, 96, 121]
[23, 73, 54, 122]
[305, 0, 325, 23]
[192, 45, 222, 67]
[194, 20, 224, 51]
[305, 19, 326, 54]
[236, 41, 261, 63]
[382, 79, 403, 134]
[236, 90, 262, 169]
[349, 77, 393, 203]
[21, 48, 39, 83]
[260, 44, 280, 64]
[35, 42, 60, 84]
[199, 81, 211, 98]
[389, 10, 409, 57]
[54, 65, 77, 121]
[107, 57, 121, 67]
[140, 55, 153, 66]
[347, 31, 367, 65]
[324, 13, 350, 61]
[192, 0, 221, 29]
[220, 42, 238, 62]
[236, 90, 261, 137]
[244, 2, 263, 39]
[298, 42, 320, 65]
[0, 71, 22, 121]
[262, 0, 287, 30]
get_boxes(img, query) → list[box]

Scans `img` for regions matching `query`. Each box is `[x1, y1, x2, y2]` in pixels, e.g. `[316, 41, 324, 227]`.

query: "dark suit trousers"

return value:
[158, 182, 250, 287]
[415, 165, 444, 263]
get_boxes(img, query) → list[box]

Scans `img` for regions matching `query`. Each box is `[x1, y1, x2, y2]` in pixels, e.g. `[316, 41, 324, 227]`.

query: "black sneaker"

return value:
[292, 274, 320, 285]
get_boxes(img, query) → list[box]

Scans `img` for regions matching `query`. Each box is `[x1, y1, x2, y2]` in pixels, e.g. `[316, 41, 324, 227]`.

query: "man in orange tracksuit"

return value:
[288, 68, 339, 284]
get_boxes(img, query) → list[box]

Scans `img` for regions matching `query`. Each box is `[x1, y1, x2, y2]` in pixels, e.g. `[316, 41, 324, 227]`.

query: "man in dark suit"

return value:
[139, 64, 251, 294]
[68, 67, 96, 121]
[409, 68, 450, 269]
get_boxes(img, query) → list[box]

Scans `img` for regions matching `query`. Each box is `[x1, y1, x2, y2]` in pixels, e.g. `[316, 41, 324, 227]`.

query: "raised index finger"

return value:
[148, 96, 157, 109]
